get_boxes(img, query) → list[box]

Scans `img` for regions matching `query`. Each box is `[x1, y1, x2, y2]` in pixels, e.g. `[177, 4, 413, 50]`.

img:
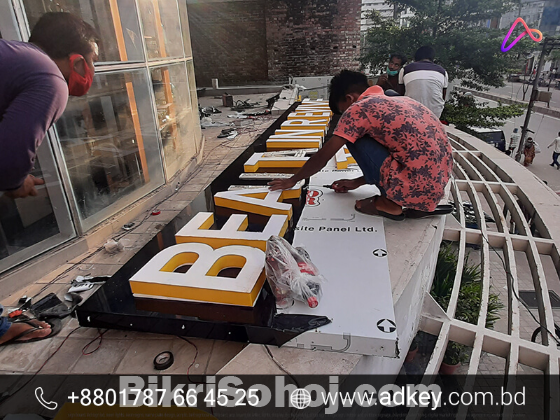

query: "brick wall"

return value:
[187, 1, 268, 86]
[187, 0, 361, 86]
[265, 0, 361, 82]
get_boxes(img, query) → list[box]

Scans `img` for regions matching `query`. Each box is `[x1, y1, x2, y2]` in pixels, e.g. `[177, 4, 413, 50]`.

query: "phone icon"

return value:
[35, 387, 58, 411]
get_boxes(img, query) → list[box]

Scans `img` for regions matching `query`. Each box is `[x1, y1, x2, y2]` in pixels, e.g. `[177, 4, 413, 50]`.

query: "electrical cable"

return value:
[480, 234, 560, 346]
[82, 328, 107, 355]
[0, 326, 82, 404]
[177, 336, 202, 384]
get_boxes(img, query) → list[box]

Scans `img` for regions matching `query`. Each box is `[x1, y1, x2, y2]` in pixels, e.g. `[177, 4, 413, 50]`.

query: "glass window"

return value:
[178, 0, 192, 58]
[186, 60, 203, 154]
[151, 63, 197, 178]
[139, 0, 184, 60]
[55, 70, 165, 230]
[22, 0, 144, 62]
[0, 147, 75, 274]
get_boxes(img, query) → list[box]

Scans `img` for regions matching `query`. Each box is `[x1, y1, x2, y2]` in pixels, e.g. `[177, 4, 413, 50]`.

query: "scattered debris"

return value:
[218, 128, 236, 138]
[104, 239, 124, 254]
[154, 351, 175, 370]
[231, 100, 259, 112]
[200, 116, 231, 128]
[122, 222, 135, 231]
[222, 93, 234, 107]
[266, 93, 280, 109]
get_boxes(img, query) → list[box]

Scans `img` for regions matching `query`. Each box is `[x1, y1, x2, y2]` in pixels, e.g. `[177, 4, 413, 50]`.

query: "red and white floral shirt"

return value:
[334, 86, 453, 212]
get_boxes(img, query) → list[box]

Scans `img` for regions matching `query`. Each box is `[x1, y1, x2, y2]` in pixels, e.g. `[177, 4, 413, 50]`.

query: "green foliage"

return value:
[431, 244, 504, 328]
[361, 0, 535, 90]
[443, 341, 469, 365]
[432, 243, 505, 367]
[431, 244, 459, 309]
[442, 92, 525, 130]
[549, 50, 560, 64]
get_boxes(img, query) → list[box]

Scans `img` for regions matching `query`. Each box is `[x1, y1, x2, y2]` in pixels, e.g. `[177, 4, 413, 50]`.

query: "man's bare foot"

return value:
[0, 320, 52, 345]
[356, 196, 402, 215]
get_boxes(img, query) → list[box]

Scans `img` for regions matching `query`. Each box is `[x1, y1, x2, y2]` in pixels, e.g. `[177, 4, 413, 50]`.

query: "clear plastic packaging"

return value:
[265, 236, 325, 308]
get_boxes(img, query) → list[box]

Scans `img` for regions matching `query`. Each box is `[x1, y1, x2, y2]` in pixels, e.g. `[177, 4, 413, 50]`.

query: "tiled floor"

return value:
[0, 94, 276, 375]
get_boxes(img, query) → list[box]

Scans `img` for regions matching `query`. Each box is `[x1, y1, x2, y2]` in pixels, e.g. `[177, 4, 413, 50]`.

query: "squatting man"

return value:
[269, 70, 453, 221]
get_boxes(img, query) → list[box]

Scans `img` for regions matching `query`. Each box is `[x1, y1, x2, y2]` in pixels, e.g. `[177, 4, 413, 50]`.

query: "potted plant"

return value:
[440, 342, 468, 374]
[405, 338, 418, 363]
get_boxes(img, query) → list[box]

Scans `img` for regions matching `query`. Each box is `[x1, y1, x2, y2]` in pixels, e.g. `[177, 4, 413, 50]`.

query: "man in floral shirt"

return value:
[269, 70, 453, 220]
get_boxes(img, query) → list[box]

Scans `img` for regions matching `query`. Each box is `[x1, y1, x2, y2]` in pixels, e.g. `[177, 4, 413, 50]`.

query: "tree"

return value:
[441, 91, 525, 131]
[361, 0, 534, 91]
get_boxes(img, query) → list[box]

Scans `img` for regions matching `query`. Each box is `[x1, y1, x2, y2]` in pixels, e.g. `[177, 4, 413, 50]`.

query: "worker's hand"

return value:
[377, 75, 388, 87]
[331, 179, 360, 193]
[268, 178, 297, 191]
[3, 175, 45, 199]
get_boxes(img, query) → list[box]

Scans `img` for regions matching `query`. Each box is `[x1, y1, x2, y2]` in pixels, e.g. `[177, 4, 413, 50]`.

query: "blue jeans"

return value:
[0, 305, 10, 339]
[345, 136, 390, 195]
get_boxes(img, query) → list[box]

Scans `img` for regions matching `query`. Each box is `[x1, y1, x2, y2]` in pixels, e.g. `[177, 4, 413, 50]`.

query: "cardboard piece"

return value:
[130, 243, 266, 306]
[280, 187, 398, 356]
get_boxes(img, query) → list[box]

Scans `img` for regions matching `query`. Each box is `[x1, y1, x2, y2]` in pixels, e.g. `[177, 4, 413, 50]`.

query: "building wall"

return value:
[361, 0, 394, 32]
[187, 1, 268, 86]
[187, 0, 361, 86]
[499, 1, 545, 30]
[266, 0, 361, 81]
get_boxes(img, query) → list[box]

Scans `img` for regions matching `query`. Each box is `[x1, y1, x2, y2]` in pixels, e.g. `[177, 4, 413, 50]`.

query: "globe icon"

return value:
[290, 388, 312, 409]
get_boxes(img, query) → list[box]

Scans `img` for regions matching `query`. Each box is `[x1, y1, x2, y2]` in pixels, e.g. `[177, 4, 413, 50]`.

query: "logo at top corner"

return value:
[501, 17, 542, 52]
[306, 190, 323, 207]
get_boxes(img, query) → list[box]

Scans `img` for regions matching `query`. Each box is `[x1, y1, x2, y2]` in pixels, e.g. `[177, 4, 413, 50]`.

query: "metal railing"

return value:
[414, 129, 560, 420]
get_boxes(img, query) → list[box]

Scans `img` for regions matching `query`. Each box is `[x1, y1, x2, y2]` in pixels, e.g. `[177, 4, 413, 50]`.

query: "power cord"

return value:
[177, 336, 201, 384]
[0, 326, 82, 405]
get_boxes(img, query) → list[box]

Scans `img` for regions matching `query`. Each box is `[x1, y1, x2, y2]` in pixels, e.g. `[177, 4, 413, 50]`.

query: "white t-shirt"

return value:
[509, 132, 521, 149]
[398, 61, 448, 118]
[549, 137, 560, 153]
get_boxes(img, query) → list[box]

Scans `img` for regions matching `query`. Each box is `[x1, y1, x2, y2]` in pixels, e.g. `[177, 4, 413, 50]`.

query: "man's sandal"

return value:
[1, 318, 61, 345]
[404, 204, 454, 219]
[354, 197, 405, 221]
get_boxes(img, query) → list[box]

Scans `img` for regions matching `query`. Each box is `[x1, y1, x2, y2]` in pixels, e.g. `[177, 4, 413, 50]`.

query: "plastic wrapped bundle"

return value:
[265, 236, 325, 308]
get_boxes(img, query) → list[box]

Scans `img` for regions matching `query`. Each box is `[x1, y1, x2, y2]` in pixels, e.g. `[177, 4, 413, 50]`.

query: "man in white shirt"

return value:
[398, 46, 448, 118]
[508, 128, 521, 156]
[548, 131, 560, 169]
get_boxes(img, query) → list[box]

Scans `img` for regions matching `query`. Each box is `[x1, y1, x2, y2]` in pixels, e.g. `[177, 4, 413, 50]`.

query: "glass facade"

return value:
[138, 0, 184, 60]
[56, 70, 166, 228]
[0, 0, 202, 272]
[22, 0, 144, 63]
[151, 63, 197, 177]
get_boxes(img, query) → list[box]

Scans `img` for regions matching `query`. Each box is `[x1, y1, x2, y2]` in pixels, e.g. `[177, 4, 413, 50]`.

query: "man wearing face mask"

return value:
[0, 12, 99, 199]
[376, 53, 407, 95]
